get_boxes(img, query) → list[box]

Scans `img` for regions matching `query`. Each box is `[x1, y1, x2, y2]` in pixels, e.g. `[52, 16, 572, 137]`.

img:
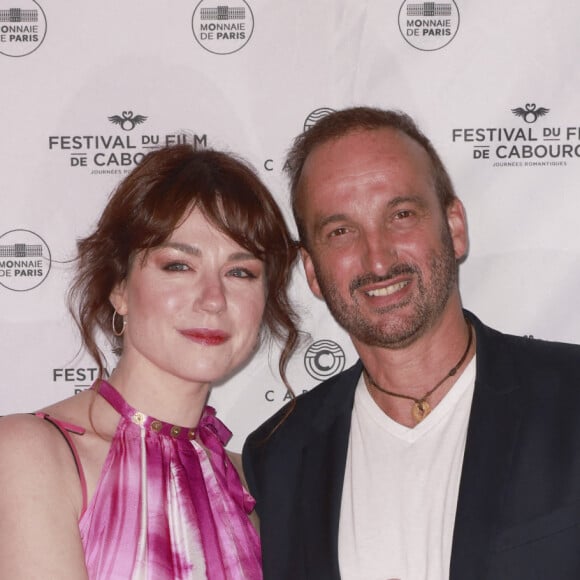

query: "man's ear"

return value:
[109, 280, 128, 315]
[446, 198, 469, 261]
[300, 247, 324, 300]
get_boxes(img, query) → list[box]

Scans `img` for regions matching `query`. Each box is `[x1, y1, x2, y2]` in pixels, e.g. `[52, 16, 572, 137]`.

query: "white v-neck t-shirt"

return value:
[338, 358, 476, 580]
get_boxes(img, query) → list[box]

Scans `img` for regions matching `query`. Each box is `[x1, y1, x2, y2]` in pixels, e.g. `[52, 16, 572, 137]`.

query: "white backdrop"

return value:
[2, 0, 580, 451]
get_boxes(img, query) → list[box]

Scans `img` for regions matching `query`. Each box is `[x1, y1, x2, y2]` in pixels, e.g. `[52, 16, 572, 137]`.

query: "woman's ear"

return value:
[109, 281, 128, 315]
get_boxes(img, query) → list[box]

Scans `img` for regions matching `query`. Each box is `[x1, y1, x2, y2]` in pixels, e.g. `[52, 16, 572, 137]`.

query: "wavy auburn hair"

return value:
[69, 144, 299, 386]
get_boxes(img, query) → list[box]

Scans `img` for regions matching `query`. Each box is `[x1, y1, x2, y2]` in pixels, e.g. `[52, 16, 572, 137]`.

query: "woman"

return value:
[0, 145, 299, 579]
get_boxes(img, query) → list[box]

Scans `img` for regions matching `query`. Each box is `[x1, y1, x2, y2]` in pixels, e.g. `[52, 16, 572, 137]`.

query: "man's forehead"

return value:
[301, 128, 432, 188]
[303, 128, 429, 174]
[311, 126, 412, 150]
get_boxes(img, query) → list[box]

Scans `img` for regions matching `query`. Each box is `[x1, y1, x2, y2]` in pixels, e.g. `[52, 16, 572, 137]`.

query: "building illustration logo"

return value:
[398, 1, 460, 51]
[304, 107, 336, 132]
[0, 1, 47, 57]
[192, 1, 254, 55]
[108, 111, 148, 131]
[304, 339, 346, 381]
[0, 229, 51, 291]
[511, 103, 550, 124]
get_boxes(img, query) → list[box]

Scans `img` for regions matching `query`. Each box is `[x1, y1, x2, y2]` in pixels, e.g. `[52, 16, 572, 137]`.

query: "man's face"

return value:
[298, 128, 467, 349]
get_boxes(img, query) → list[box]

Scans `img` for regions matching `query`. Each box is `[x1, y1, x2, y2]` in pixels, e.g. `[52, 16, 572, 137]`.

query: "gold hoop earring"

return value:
[112, 310, 126, 337]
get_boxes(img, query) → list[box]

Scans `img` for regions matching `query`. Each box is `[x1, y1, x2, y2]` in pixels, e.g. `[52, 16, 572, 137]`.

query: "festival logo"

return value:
[108, 111, 148, 131]
[192, 0, 254, 55]
[511, 103, 549, 124]
[304, 339, 346, 381]
[398, 0, 460, 51]
[452, 104, 579, 168]
[304, 107, 335, 131]
[0, 229, 51, 291]
[48, 110, 208, 176]
[0, 0, 47, 57]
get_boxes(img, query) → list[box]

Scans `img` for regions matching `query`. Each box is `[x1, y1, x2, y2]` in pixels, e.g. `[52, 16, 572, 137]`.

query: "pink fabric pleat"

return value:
[79, 381, 262, 580]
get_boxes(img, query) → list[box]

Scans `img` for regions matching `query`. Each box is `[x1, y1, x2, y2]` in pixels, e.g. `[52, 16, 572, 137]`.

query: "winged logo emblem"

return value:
[108, 111, 148, 131]
[511, 103, 549, 124]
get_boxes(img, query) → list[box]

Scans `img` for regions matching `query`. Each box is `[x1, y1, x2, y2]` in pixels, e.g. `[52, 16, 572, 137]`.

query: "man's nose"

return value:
[361, 230, 398, 276]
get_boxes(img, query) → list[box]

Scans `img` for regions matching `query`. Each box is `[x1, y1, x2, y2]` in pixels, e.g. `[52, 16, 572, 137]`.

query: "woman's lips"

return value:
[179, 328, 230, 346]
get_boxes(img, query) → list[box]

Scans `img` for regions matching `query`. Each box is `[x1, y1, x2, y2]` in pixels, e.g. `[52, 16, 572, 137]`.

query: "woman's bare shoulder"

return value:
[39, 388, 95, 426]
[0, 388, 93, 450]
[0, 391, 97, 496]
[0, 412, 59, 449]
[0, 412, 89, 578]
[0, 411, 76, 476]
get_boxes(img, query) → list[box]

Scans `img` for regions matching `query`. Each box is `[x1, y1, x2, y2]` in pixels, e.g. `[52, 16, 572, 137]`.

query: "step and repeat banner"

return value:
[2, 0, 580, 450]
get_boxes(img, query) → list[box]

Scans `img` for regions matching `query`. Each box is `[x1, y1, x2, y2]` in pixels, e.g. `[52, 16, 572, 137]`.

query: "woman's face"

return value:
[111, 207, 267, 387]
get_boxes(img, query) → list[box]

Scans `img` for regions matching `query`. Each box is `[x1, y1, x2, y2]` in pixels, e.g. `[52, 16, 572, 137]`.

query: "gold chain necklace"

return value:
[364, 320, 473, 424]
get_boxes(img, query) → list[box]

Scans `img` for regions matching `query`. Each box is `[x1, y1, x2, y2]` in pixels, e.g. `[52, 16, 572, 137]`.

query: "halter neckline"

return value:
[94, 380, 197, 441]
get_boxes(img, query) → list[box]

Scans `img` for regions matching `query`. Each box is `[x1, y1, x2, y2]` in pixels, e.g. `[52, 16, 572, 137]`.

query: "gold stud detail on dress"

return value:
[170, 425, 181, 437]
[187, 429, 196, 440]
[132, 411, 145, 426]
[151, 420, 162, 432]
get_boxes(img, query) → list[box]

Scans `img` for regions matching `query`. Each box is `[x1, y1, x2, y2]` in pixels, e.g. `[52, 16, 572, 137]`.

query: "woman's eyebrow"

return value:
[161, 242, 258, 262]
[160, 242, 201, 256]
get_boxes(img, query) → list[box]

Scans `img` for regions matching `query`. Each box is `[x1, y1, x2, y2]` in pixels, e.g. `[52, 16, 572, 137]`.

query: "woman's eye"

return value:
[228, 267, 257, 279]
[163, 262, 190, 272]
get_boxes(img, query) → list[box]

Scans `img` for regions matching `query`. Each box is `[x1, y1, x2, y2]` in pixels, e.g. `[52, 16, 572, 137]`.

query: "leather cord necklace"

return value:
[364, 320, 474, 424]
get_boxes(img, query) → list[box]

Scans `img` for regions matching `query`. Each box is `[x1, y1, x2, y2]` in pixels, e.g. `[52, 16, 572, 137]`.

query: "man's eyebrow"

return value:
[387, 195, 429, 209]
[316, 213, 350, 231]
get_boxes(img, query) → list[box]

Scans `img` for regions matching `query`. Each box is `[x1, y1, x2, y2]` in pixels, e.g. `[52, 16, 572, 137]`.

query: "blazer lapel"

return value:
[300, 362, 361, 580]
[450, 315, 526, 579]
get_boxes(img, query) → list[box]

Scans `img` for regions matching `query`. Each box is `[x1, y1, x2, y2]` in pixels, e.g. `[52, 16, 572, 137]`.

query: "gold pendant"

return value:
[412, 400, 431, 423]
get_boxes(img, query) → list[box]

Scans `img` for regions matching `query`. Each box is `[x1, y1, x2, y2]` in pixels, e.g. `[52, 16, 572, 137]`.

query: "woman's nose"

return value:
[195, 276, 226, 313]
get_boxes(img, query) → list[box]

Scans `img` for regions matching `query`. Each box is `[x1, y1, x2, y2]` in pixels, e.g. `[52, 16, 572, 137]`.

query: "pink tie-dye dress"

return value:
[76, 380, 262, 580]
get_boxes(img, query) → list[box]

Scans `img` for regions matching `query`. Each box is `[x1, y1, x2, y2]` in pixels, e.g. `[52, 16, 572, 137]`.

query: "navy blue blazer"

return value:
[243, 312, 580, 579]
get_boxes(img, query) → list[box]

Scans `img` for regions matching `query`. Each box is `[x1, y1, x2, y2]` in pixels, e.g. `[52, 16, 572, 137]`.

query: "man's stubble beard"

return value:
[312, 225, 458, 350]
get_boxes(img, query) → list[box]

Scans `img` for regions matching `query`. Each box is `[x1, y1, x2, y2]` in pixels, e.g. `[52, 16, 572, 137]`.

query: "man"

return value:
[243, 107, 580, 579]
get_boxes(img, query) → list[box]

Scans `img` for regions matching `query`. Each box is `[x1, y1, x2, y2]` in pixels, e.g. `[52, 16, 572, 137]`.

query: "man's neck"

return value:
[354, 307, 475, 427]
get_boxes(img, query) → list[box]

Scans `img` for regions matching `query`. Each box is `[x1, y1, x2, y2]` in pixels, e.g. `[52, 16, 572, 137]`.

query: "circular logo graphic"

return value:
[0, 0, 47, 57]
[304, 340, 346, 381]
[192, 0, 254, 55]
[304, 107, 335, 132]
[0, 229, 51, 291]
[398, 0, 460, 52]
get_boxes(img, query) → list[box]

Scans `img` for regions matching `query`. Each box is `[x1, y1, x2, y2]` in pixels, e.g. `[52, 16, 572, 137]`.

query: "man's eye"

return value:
[329, 227, 349, 237]
[394, 210, 413, 220]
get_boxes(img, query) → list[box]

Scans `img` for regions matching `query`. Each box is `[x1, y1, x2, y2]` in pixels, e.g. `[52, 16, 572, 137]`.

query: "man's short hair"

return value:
[285, 106, 457, 245]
